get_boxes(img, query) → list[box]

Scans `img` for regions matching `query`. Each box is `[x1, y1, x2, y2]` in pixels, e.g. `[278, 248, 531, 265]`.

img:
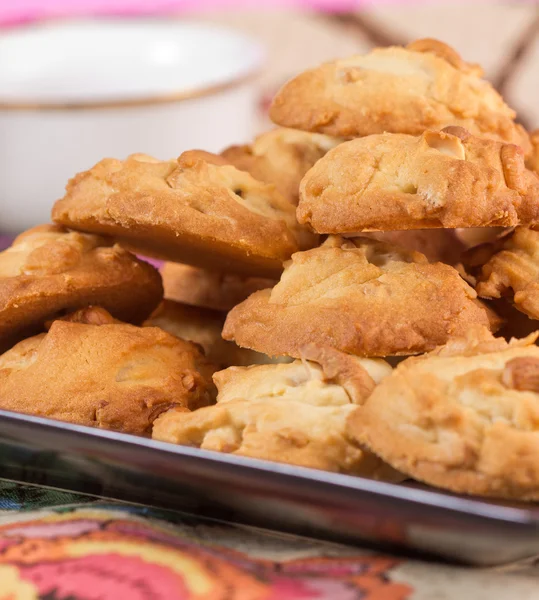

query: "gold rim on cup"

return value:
[0, 69, 260, 111]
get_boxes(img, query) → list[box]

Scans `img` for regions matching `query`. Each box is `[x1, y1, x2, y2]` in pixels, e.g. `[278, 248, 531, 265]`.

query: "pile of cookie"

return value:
[2, 38, 539, 501]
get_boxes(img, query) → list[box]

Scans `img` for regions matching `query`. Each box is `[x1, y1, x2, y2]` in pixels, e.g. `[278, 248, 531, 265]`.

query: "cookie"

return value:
[222, 128, 341, 205]
[270, 38, 530, 151]
[153, 344, 401, 479]
[359, 229, 466, 264]
[0, 307, 215, 434]
[52, 151, 317, 278]
[161, 262, 274, 312]
[0, 224, 163, 353]
[454, 227, 509, 250]
[346, 328, 539, 500]
[526, 130, 539, 174]
[298, 127, 539, 233]
[472, 227, 539, 320]
[144, 300, 286, 368]
[223, 236, 499, 358]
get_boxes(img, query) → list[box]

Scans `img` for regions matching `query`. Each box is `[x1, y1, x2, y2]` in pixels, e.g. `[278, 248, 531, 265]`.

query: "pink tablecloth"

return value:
[0, 0, 468, 27]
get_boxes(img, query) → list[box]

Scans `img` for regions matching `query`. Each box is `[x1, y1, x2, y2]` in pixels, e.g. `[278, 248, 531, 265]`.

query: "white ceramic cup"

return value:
[0, 20, 264, 233]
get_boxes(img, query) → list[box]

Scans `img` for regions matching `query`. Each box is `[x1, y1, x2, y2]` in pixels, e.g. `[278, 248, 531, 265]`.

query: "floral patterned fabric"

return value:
[0, 480, 539, 599]
[0, 482, 411, 599]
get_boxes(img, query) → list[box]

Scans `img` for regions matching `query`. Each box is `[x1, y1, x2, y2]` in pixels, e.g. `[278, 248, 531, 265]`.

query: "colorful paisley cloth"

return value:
[0, 481, 538, 599]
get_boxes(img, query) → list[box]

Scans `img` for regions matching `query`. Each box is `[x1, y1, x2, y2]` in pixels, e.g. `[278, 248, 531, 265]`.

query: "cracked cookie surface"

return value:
[144, 300, 286, 369]
[222, 127, 341, 205]
[223, 236, 499, 358]
[52, 151, 317, 278]
[359, 229, 466, 264]
[526, 130, 539, 174]
[346, 328, 539, 500]
[161, 262, 274, 312]
[472, 227, 539, 320]
[153, 344, 401, 478]
[0, 307, 215, 434]
[298, 127, 539, 233]
[270, 38, 530, 151]
[0, 224, 163, 352]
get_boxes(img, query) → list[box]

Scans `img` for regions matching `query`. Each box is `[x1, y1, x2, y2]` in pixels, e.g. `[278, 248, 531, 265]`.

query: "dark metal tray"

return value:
[0, 408, 537, 566]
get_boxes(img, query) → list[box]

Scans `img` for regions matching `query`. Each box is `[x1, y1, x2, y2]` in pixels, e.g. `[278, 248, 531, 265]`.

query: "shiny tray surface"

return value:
[0, 409, 537, 566]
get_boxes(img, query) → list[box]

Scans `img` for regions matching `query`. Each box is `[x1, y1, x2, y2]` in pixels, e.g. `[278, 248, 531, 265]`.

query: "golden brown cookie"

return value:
[0, 224, 163, 353]
[153, 344, 401, 479]
[346, 328, 539, 500]
[359, 229, 466, 264]
[363, 228, 511, 265]
[222, 128, 341, 205]
[472, 227, 539, 320]
[223, 236, 499, 358]
[454, 227, 509, 250]
[161, 262, 274, 312]
[0, 307, 216, 434]
[52, 151, 317, 278]
[526, 130, 539, 173]
[270, 38, 530, 151]
[144, 300, 286, 368]
[45, 305, 123, 327]
[298, 127, 539, 233]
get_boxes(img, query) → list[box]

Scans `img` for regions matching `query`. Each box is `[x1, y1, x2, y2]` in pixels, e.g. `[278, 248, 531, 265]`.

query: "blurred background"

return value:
[1, 1, 538, 233]
[209, 3, 539, 132]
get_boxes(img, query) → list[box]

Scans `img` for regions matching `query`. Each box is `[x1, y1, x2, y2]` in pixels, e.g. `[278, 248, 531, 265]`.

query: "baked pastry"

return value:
[0, 224, 163, 353]
[0, 307, 215, 434]
[153, 344, 401, 479]
[144, 300, 285, 368]
[526, 130, 539, 173]
[454, 227, 509, 250]
[52, 151, 317, 278]
[346, 328, 539, 500]
[359, 229, 466, 264]
[472, 227, 539, 320]
[161, 262, 274, 312]
[298, 127, 539, 233]
[223, 236, 499, 358]
[270, 38, 530, 151]
[222, 128, 341, 205]
[359, 228, 509, 265]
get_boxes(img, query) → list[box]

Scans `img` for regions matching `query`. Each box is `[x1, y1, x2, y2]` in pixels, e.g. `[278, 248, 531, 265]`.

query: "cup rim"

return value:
[0, 70, 260, 111]
[0, 19, 264, 112]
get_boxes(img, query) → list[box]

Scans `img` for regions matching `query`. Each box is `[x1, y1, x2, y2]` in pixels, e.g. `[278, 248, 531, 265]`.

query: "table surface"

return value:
[0, 479, 538, 599]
